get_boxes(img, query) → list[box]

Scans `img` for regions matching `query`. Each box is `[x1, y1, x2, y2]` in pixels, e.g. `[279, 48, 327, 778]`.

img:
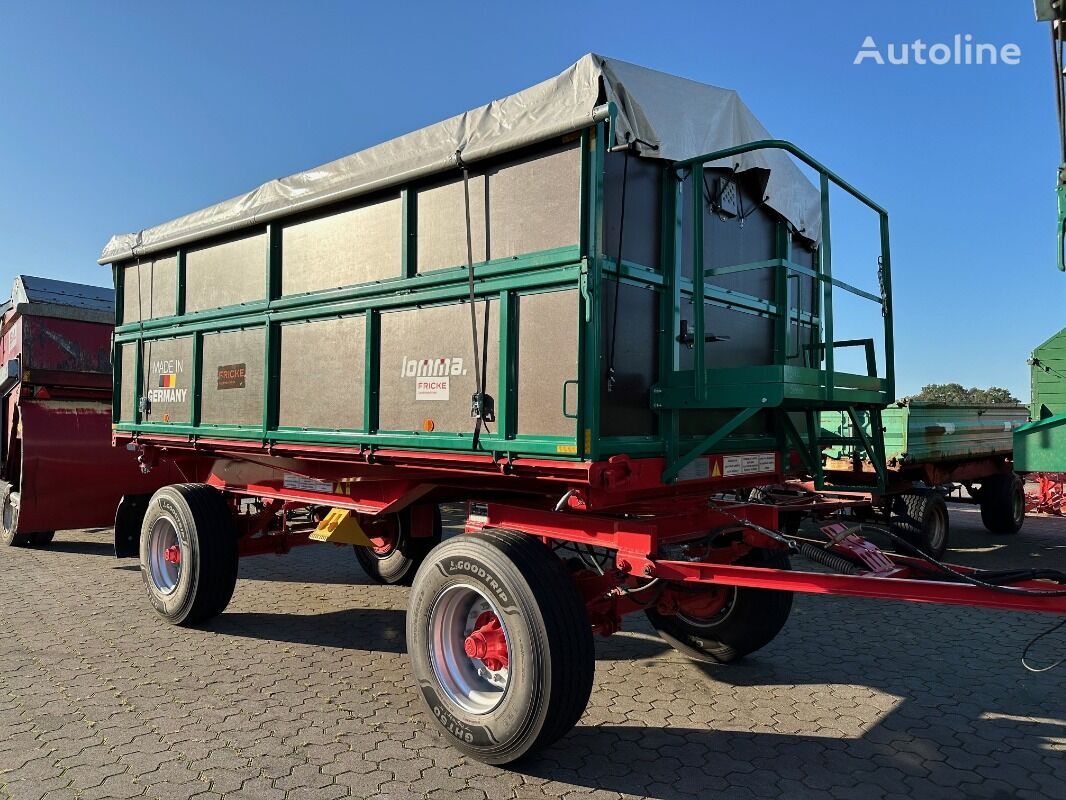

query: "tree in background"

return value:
[905, 383, 1020, 404]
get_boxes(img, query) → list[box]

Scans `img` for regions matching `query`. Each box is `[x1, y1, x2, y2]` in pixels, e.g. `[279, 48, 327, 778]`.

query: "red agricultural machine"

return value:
[0, 275, 175, 546]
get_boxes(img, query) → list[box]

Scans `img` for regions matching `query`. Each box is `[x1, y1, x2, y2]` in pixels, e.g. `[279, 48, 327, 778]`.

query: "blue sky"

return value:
[0, 1, 1058, 399]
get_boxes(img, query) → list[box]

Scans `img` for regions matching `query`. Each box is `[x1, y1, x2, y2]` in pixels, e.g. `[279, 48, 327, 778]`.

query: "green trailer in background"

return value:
[820, 401, 1028, 557]
[1014, 327, 1066, 511]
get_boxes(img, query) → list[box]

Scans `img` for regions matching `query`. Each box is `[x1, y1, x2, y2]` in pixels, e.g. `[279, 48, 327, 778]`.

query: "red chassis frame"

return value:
[122, 435, 1066, 625]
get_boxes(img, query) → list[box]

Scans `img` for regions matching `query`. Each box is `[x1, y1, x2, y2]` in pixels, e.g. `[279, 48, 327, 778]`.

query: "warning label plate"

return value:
[282, 474, 334, 493]
[721, 453, 776, 477]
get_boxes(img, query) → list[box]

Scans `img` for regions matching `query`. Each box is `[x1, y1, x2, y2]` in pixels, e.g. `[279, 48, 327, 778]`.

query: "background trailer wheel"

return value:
[407, 529, 594, 765]
[139, 484, 238, 626]
[978, 473, 1025, 534]
[0, 482, 29, 546]
[891, 490, 949, 559]
[645, 549, 794, 664]
[354, 505, 441, 585]
[0, 483, 52, 547]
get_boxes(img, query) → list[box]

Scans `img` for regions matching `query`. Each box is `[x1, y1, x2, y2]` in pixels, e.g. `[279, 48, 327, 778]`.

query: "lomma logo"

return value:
[854, 35, 1021, 66]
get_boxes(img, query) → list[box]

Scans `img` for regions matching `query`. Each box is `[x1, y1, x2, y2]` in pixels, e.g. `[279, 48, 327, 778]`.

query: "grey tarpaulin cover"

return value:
[99, 53, 820, 264]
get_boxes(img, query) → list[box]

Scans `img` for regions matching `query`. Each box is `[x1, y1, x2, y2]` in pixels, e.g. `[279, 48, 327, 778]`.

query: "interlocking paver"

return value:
[1, 506, 1065, 799]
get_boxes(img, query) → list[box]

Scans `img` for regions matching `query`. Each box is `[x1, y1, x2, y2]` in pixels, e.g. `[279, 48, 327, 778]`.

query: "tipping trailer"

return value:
[102, 55, 1066, 765]
[1013, 3, 1066, 506]
[1015, 327, 1066, 511]
[0, 275, 176, 546]
[809, 401, 1030, 557]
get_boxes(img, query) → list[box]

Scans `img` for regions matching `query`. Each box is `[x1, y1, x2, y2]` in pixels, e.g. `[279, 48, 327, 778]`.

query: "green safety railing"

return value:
[658, 139, 893, 488]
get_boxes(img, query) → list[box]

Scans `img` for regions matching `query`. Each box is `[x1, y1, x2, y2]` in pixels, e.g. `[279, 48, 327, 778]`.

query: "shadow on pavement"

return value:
[210, 608, 409, 653]
[39, 538, 114, 557]
[524, 719, 1046, 800]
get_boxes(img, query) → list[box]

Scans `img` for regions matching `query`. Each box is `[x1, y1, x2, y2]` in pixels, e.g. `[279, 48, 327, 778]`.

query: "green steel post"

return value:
[579, 129, 591, 260]
[267, 224, 282, 302]
[402, 188, 417, 279]
[580, 121, 606, 459]
[133, 339, 143, 426]
[497, 290, 516, 441]
[262, 323, 278, 437]
[112, 263, 123, 423]
[657, 167, 683, 474]
[190, 332, 202, 428]
[819, 172, 834, 398]
[773, 223, 792, 365]
[176, 250, 186, 316]
[879, 212, 895, 401]
[364, 310, 380, 433]
[113, 263, 124, 327]
[691, 163, 706, 402]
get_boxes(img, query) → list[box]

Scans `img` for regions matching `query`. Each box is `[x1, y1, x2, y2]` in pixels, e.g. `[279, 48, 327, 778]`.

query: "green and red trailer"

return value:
[99, 55, 1066, 765]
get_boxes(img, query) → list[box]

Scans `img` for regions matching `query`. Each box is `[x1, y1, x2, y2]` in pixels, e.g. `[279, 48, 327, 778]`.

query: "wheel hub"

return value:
[429, 583, 512, 714]
[463, 611, 509, 671]
[673, 588, 730, 620]
[364, 517, 399, 555]
[147, 516, 182, 595]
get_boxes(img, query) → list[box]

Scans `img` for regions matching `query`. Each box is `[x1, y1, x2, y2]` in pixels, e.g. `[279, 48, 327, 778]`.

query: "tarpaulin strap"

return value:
[457, 151, 494, 450]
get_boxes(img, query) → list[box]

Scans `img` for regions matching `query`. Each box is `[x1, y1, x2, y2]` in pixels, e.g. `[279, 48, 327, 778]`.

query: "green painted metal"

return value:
[401, 188, 417, 280]
[1014, 412, 1066, 472]
[1029, 326, 1066, 419]
[653, 139, 893, 484]
[190, 332, 203, 428]
[113, 128, 894, 479]
[661, 406, 760, 483]
[112, 263, 123, 424]
[498, 290, 517, 442]
[825, 402, 1027, 468]
[364, 310, 380, 433]
[175, 250, 187, 316]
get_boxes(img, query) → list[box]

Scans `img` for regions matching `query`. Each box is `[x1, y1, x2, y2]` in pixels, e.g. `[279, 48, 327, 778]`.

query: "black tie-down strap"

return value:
[457, 151, 495, 449]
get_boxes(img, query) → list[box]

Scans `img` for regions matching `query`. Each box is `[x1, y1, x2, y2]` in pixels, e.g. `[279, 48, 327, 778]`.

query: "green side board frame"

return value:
[112, 126, 894, 490]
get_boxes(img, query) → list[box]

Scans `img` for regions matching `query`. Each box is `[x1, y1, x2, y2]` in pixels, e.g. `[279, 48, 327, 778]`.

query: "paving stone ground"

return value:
[1, 504, 1065, 800]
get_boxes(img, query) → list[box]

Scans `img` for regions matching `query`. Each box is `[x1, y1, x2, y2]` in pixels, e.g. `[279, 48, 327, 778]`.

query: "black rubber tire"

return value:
[645, 548, 793, 664]
[354, 505, 441, 585]
[0, 483, 30, 547]
[979, 473, 1025, 535]
[139, 484, 239, 626]
[407, 529, 595, 765]
[891, 490, 949, 559]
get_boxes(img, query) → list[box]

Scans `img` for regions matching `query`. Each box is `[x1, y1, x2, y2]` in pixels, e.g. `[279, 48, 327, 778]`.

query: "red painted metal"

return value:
[14, 401, 179, 533]
[164, 544, 181, 564]
[1026, 473, 1066, 515]
[121, 425, 1066, 619]
[651, 559, 1066, 615]
[464, 612, 509, 671]
[0, 282, 180, 537]
[363, 514, 400, 555]
[118, 438, 783, 512]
